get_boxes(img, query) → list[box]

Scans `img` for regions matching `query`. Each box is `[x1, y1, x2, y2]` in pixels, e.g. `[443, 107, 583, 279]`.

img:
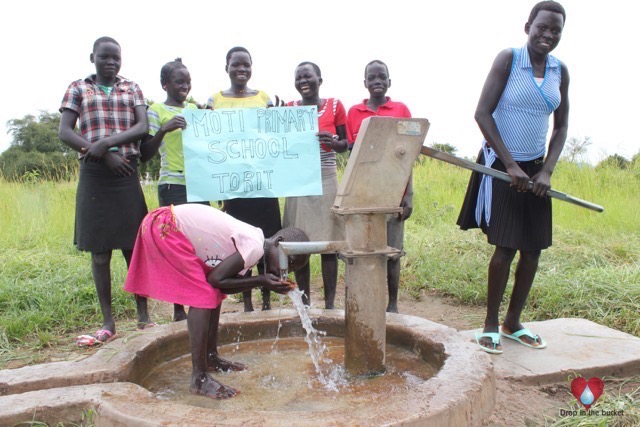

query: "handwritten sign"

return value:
[182, 107, 322, 202]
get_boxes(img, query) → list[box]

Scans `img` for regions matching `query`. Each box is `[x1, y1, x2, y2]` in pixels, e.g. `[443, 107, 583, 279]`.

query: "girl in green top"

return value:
[141, 58, 208, 322]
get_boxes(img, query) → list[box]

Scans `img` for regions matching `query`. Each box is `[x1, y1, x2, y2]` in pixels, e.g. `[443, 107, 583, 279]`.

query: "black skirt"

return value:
[74, 158, 148, 252]
[457, 150, 552, 251]
[224, 198, 282, 239]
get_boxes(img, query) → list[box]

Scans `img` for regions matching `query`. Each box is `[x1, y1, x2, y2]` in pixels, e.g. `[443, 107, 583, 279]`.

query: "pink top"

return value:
[173, 204, 264, 276]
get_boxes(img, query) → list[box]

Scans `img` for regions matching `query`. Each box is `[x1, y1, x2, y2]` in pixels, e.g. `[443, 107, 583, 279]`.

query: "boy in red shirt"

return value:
[346, 60, 413, 313]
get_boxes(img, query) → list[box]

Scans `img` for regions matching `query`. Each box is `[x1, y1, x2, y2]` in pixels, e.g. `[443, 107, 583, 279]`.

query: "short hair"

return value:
[226, 46, 252, 65]
[296, 61, 322, 78]
[273, 227, 309, 243]
[364, 60, 389, 78]
[160, 57, 187, 86]
[93, 36, 119, 53]
[528, 1, 566, 25]
[273, 227, 310, 271]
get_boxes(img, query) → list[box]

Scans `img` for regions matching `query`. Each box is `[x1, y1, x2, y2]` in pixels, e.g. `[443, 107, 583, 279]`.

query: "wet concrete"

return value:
[0, 310, 495, 426]
[461, 318, 640, 385]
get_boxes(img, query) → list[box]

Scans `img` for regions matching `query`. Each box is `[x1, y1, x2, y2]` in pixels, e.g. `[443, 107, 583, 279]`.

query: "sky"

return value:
[2, 0, 638, 164]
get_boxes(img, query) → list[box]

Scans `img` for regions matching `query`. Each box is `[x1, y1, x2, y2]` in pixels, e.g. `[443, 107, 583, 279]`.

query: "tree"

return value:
[561, 136, 592, 163]
[6, 111, 69, 153]
[430, 142, 458, 156]
[597, 153, 630, 170]
[2, 111, 76, 180]
[0, 147, 77, 181]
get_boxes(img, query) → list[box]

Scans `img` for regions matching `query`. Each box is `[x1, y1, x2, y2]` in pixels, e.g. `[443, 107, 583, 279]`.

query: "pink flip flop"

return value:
[75, 329, 116, 347]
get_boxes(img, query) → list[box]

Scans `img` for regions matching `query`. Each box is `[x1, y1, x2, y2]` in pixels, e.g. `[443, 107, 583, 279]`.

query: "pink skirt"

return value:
[124, 206, 225, 309]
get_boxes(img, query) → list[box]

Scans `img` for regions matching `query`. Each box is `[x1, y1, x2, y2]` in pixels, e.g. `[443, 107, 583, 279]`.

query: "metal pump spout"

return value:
[276, 241, 348, 280]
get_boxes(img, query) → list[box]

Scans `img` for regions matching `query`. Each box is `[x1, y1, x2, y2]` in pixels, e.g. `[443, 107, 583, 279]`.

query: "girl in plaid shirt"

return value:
[59, 36, 151, 346]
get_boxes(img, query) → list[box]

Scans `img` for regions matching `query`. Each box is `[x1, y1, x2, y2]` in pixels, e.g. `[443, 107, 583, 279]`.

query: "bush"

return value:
[0, 148, 78, 181]
[597, 153, 630, 170]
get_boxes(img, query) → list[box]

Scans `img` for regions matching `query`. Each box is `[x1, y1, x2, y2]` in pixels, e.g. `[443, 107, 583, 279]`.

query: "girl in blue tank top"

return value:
[458, 1, 570, 354]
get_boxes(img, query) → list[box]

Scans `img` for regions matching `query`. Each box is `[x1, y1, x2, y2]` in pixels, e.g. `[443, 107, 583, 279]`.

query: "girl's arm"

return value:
[474, 49, 530, 192]
[58, 109, 92, 153]
[58, 108, 136, 176]
[83, 105, 149, 161]
[206, 252, 292, 294]
[531, 62, 570, 197]
[318, 124, 348, 153]
[400, 173, 413, 221]
[140, 115, 187, 163]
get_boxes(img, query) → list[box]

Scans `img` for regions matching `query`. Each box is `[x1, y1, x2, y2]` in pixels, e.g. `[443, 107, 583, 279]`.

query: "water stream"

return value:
[286, 288, 347, 391]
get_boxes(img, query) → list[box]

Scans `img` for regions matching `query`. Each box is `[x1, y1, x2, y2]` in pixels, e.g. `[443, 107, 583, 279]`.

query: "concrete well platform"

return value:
[0, 310, 495, 426]
[461, 318, 640, 385]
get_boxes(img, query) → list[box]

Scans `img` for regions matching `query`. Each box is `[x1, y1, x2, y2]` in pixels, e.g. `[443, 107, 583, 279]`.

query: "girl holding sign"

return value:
[140, 58, 207, 323]
[206, 46, 282, 312]
[284, 62, 349, 309]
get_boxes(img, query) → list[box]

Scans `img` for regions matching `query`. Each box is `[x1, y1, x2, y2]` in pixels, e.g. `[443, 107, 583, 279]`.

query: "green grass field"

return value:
[1, 159, 638, 359]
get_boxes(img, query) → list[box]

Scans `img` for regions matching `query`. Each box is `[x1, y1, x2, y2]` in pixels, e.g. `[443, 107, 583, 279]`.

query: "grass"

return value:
[0, 159, 638, 359]
[0, 178, 159, 357]
[404, 158, 640, 336]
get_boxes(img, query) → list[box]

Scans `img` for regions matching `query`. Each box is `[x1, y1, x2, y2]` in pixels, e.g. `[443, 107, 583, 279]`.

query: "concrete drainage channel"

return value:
[0, 310, 495, 426]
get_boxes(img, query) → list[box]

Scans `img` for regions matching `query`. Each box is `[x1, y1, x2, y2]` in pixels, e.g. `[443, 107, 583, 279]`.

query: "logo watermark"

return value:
[559, 376, 626, 418]
[571, 377, 604, 410]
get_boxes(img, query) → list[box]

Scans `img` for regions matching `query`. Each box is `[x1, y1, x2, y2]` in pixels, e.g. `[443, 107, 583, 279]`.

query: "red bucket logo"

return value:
[570, 377, 604, 410]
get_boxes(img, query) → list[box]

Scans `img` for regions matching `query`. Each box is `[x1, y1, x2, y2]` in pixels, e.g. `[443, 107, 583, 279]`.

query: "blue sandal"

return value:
[474, 331, 503, 354]
[500, 327, 547, 349]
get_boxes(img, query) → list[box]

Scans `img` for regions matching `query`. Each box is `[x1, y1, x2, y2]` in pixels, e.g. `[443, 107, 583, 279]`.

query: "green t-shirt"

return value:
[147, 102, 198, 185]
[97, 85, 113, 95]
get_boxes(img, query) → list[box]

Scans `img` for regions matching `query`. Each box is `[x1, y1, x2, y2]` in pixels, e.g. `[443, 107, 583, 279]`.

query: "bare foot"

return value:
[189, 373, 238, 399]
[207, 353, 247, 372]
[136, 321, 157, 331]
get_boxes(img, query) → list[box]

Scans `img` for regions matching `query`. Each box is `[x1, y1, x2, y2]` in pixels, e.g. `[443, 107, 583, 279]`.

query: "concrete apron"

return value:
[461, 318, 640, 385]
[0, 310, 495, 426]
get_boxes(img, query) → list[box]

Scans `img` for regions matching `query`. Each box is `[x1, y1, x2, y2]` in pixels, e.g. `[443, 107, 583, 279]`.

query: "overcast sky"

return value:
[2, 0, 637, 164]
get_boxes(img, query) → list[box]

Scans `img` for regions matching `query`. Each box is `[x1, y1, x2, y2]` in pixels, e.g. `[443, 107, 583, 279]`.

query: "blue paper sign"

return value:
[181, 107, 322, 202]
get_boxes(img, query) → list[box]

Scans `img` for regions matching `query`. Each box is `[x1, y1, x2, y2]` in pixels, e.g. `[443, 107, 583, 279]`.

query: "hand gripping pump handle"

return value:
[419, 146, 604, 213]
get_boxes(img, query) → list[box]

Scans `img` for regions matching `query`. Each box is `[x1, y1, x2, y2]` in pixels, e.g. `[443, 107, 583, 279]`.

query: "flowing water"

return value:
[141, 290, 437, 411]
[142, 337, 437, 411]
[286, 288, 346, 391]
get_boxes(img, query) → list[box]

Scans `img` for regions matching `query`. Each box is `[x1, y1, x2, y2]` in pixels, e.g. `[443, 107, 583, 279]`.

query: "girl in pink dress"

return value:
[125, 204, 309, 399]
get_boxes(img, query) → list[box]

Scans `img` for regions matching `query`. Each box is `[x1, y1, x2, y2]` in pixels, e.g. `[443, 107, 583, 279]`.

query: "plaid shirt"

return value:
[60, 74, 146, 158]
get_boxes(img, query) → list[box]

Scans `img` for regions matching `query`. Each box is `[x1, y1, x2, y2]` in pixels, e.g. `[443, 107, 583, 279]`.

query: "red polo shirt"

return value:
[346, 97, 412, 144]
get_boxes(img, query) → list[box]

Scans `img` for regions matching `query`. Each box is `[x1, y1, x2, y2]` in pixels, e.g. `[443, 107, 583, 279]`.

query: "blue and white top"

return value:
[476, 45, 562, 226]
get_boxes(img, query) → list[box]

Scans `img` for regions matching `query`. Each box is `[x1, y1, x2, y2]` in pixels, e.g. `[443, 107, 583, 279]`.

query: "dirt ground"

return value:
[6, 280, 574, 426]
